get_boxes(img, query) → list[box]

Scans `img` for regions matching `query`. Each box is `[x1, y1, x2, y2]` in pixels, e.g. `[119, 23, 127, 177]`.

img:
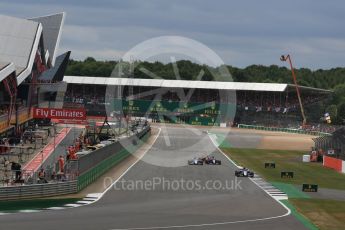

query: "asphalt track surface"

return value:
[0, 127, 307, 230]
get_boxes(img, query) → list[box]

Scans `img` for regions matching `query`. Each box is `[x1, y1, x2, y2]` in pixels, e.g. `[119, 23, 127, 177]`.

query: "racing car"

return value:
[203, 157, 221, 165]
[235, 167, 254, 177]
[188, 158, 204, 165]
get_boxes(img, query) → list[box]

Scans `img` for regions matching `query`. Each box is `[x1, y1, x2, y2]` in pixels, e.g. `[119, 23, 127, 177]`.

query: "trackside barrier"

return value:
[0, 181, 77, 201]
[0, 127, 151, 200]
[77, 127, 151, 191]
[238, 124, 331, 137]
[323, 156, 345, 173]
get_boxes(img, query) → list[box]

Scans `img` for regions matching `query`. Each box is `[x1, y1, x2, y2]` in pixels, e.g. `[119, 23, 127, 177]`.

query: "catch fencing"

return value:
[0, 126, 151, 199]
[314, 127, 345, 160]
[76, 126, 151, 191]
[238, 124, 331, 136]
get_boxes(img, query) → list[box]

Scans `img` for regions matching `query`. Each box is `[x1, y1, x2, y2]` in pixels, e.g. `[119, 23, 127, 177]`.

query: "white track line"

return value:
[76, 201, 93, 204]
[105, 130, 291, 230]
[208, 132, 291, 211]
[46, 207, 66, 210]
[109, 212, 298, 230]
[18, 210, 41, 213]
[79, 128, 162, 207]
[64, 204, 82, 207]
[12, 128, 162, 215]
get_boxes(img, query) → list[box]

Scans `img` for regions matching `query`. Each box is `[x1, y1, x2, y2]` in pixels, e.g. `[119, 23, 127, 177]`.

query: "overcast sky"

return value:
[1, 0, 345, 69]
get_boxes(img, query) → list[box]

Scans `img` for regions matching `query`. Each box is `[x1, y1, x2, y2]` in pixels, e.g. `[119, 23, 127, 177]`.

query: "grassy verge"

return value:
[0, 198, 80, 212]
[222, 148, 345, 190]
[289, 198, 345, 230]
[221, 147, 345, 229]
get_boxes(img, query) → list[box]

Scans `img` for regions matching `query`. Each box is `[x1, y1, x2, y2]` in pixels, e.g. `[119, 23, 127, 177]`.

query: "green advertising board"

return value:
[108, 99, 235, 126]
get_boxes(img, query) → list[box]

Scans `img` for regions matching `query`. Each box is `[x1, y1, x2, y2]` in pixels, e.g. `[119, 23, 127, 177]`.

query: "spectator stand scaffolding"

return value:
[314, 127, 345, 161]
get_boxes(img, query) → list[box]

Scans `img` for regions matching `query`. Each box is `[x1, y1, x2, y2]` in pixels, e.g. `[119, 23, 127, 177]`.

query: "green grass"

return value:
[222, 148, 345, 190]
[0, 198, 80, 212]
[221, 147, 345, 229]
[281, 200, 318, 230]
[271, 182, 310, 198]
[289, 198, 345, 230]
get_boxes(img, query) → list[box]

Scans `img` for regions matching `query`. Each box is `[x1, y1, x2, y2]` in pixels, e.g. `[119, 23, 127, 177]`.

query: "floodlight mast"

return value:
[280, 54, 307, 126]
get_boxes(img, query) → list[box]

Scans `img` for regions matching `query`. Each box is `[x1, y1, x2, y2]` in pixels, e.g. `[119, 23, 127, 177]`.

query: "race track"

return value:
[0, 126, 307, 230]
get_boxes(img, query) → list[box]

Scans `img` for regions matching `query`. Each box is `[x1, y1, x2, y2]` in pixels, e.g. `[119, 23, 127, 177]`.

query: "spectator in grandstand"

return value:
[38, 168, 48, 183]
[11, 161, 22, 182]
[66, 150, 71, 161]
[58, 155, 65, 174]
[0, 105, 9, 116]
[56, 155, 66, 181]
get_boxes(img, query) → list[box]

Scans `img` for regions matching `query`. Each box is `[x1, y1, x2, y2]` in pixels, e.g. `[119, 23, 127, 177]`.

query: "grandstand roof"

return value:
[0, 14, 41, 84]
[63, 76, 332, 93]
[39, 51, 70, 82]
[0, 13, 65, 85]
[0, 62, 15, 82]
[29, 13, 65, 66]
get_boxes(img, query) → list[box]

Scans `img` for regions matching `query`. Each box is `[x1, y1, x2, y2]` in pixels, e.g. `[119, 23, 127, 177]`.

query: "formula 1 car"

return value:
[235, 167, 254, 177]
[200, 156, 221, 165]
[204, 158, 221, 165]
[188, 158, 204, 165]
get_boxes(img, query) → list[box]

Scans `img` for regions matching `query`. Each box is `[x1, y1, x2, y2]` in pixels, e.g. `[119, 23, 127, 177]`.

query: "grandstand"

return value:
[62, 76, 332, 128]
[0, 13, 69, 137]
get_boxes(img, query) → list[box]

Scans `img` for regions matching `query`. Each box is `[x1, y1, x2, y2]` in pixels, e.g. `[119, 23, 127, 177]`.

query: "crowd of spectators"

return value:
[64, 86, 230, 105]
[302, 123, 338, 133]
[0, 138, 10, 154]
[63, 85, 332, 131]
[236, 92, 328, 115]
[64, 91, 106, 105]
[0, 105, 9, 116]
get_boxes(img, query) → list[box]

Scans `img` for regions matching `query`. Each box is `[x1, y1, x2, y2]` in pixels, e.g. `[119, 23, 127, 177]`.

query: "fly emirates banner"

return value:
[33, 108, 86, 120]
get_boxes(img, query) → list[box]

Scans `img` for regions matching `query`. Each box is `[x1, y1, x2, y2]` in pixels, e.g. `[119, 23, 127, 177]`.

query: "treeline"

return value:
[66, 57, 345, 89]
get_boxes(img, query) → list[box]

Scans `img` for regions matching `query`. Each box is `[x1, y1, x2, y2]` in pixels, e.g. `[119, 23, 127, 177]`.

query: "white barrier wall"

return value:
[342, 160, 345, 173]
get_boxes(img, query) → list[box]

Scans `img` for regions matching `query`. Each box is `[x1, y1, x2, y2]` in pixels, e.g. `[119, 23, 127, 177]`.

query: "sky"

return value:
[1, 0, 345, 69]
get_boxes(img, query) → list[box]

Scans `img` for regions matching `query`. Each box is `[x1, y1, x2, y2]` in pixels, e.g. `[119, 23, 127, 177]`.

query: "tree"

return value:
[84, 57, 96, 62]
[65, 57, 345, 91]
[326, 104, 338, 122]
[337, 102, 345, 124]
[333, 84, 345, 104]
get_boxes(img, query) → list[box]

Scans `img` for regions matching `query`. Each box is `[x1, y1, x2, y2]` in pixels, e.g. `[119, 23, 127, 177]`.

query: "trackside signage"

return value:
[33, 108, 86, 120]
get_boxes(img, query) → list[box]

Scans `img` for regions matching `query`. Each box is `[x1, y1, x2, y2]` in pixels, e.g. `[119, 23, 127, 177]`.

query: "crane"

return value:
[280, 54, 307, 126]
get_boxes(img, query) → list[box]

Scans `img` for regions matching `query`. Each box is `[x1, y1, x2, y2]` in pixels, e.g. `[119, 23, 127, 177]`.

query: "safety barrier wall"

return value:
[0, 181, 77, 201]
[77, 127, 151, 191]
[323, 156, 345, 173]
[238, 124, 331, 136]
[0, 126, 151, 200]
[78, 126, 150, 174]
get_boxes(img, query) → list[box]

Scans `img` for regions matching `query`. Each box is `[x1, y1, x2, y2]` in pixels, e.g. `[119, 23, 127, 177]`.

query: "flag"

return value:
[324, 112, 331, 124]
